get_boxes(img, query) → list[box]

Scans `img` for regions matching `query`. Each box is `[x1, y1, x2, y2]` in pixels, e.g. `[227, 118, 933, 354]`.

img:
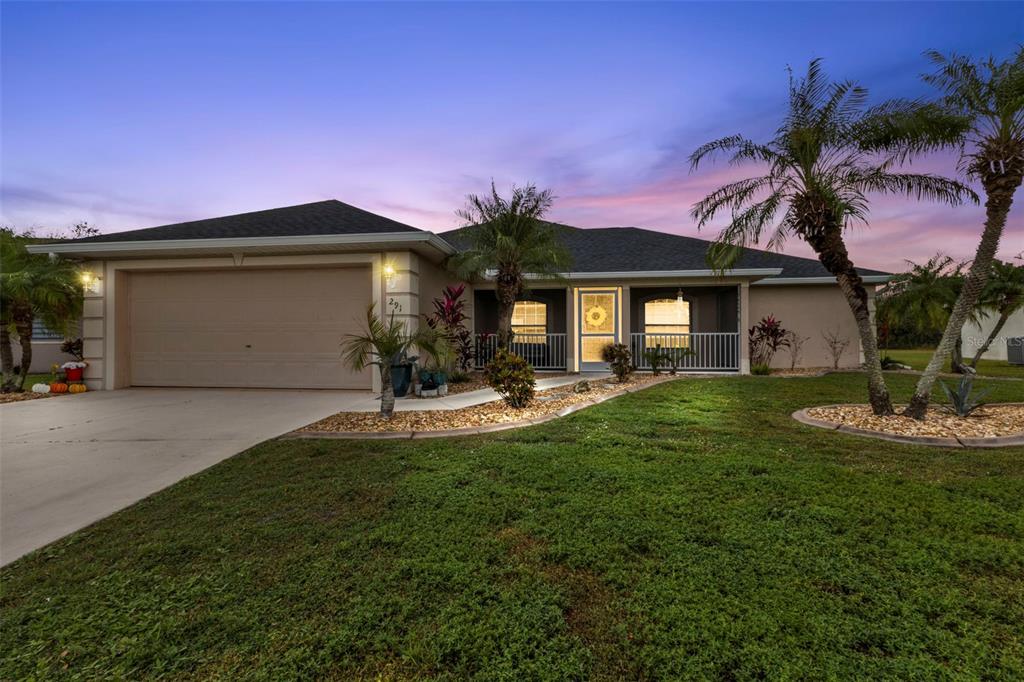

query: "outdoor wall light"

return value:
[382, 263, 397, 290]
[676, 288, 685, 305]
[80, 270, 102, 294]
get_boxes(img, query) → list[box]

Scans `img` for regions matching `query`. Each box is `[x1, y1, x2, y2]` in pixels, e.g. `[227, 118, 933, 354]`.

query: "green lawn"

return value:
[886, 348, 1024, 379]
[2, 374, 1022, 679]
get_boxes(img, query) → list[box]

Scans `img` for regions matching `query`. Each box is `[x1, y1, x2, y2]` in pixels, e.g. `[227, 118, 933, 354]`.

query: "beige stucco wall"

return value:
[12, 340, 76, 374]
[961, 307, 1024, 362]
[748, 284, 865, 368]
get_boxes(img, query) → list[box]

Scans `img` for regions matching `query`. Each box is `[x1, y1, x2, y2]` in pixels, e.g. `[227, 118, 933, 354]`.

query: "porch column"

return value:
[566, 287, 577, 372]
[620, 285, 630, 345]
[738, 282, 750, 374]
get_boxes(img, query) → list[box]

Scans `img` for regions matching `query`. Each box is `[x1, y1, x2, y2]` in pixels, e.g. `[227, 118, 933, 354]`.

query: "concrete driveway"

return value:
[0, 388, 368, 566]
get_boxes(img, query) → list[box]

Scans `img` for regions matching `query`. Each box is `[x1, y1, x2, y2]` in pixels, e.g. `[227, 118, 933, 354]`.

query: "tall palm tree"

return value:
[905, 48, 1024, 418]
[449, 182, 572, 349]
[968, 259, 1024, 368]
[690, 59, 973, 415]
[1, 229, 83, 392]
[341, 303, 447, 418]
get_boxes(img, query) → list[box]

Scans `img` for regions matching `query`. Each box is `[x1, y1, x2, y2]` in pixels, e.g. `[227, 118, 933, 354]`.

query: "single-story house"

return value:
[961, 308, 1024, 363]
[28, 200, 891, 391]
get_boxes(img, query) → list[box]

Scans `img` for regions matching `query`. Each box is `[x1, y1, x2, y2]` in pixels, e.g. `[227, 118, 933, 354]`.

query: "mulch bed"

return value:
[443, 371, 571, 396]
[803, 403, 1024, 440]
[300, 373, 666, 434]
[0, 391, 61, 405]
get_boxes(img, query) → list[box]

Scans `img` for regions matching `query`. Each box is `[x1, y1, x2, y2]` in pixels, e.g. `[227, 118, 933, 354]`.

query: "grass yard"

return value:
[2, 373, 1023, 679]
[886, 348, 1024, 379]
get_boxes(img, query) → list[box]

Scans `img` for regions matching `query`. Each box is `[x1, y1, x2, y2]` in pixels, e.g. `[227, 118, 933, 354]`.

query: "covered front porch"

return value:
[472, 284, 746, 373]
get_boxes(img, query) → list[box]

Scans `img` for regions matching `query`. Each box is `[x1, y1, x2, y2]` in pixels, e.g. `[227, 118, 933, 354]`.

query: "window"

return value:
[31, 321, 63, 340]
[644, 298, 690, 335]
[512, 300, 547, 343]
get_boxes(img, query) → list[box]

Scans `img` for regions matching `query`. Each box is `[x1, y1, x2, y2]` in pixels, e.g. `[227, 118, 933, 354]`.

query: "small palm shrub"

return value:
[484, 349, 535, 408]
[601, 343, 633, 383]
[751, 363, 772, 376]
[939, 374, 992, 417]
[643, 346, 669, 375]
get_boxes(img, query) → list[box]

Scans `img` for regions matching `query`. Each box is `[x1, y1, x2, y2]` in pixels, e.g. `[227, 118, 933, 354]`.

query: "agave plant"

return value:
[938, 374, 992, 417]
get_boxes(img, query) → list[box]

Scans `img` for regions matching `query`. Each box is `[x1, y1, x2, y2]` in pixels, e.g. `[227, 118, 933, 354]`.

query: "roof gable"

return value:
[69, 200, 423, 243]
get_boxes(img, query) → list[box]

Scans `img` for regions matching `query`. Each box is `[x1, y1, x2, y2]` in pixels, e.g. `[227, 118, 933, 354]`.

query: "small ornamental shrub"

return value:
[751, 363, 772, 375]
[484, 349, 535, 408]
[61, 338, 85, 362]
[749, 315, 790, 368]
[940, 374, 992, 417]
[601, 343, 633, 383]
[643, 346, 669, 375]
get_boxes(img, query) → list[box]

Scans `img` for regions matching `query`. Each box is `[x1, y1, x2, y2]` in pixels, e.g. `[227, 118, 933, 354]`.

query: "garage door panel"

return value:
[129, 268, 372, 389]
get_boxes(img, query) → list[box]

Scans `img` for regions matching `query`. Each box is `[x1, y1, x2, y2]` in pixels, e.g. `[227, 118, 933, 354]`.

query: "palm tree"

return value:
[968, 259, 1024, 368]
[449, 182, 572, 349]
[1, 229, 83, 392]
[879, 255, 989, 372]
[904, 48, 1024, 418]
[690, 59, 973, 416]
[341, 303, 447, 418]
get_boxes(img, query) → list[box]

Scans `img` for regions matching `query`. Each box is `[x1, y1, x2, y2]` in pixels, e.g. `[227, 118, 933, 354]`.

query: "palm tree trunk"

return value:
[904, 177, 1019, 419]
[494, 269, 521, 349]
[13, 308, 33, 392]
[806, 227, 894, 416]
[379, 365, 396, 418]
[969, 310, 1010, 367]
[0, 321, 16, 393]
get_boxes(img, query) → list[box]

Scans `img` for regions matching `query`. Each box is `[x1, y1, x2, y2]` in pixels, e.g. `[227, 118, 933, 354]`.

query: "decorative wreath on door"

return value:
[585, 305, 608, 328]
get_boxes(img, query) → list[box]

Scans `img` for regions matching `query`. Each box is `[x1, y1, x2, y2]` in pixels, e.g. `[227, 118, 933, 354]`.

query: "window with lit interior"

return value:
[512, 300, 547, 343]
[644, 298, 690, 335]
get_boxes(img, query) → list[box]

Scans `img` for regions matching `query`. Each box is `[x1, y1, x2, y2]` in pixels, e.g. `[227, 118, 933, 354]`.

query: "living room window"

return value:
[644, 298, 690, 335]
[512, 300, 547, 343]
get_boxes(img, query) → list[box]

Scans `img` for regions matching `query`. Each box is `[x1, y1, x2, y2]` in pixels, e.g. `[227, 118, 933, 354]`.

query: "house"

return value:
[28, 200, 891, 391]
[961, 308, 1024, 362]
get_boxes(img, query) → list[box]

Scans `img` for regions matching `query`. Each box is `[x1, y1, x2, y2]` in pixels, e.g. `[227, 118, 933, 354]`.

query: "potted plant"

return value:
[61, 361, 87, 382]
[390, 351, 417, 398]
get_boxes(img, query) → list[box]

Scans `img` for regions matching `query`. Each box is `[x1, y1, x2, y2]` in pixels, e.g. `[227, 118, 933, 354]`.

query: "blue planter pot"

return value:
[391, 364, 413, 397]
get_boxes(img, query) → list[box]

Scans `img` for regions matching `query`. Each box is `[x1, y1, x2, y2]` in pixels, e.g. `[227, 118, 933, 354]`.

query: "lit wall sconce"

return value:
[383, 263, 396, 290]
[80, 270, 102, 294]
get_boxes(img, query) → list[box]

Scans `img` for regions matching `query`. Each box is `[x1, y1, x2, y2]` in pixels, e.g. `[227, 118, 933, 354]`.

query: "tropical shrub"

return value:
[425, 284, 474, 372]
[643, 346, 670, 375]
[821, 329, 852, 370]
[484, 349, 535, 408]
[751, 363, 772, 376]
[939, 374, 992, 417]
[601, 343, 633, 383]
[748, 316, 790, 368]
[61, 338, 85, 362]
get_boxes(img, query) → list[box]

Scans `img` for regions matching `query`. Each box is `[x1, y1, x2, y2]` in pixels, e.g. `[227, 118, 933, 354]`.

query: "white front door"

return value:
[578, 290, 618, 371]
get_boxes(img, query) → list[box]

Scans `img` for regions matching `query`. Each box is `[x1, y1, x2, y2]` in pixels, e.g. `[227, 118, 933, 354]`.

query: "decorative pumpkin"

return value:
[31, 383, 51, 394]
[49, 382, 69, 393]
[68, 383, 88, 394]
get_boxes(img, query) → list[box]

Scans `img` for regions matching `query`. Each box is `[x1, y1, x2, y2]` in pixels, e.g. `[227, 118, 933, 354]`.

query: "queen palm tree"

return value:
[690, 59, 973, 415]
[0, 229, 83, 392]
[904, 48, 1024, 418]
[449, 182, 571, 349]
[341, 303, 447, 418]
[968, 259, 1024, 368]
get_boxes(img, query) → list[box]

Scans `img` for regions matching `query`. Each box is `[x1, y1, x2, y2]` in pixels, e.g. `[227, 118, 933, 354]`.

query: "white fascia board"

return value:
[753, 275, 892, 286]
[481, 268, 784, 280]
[26, 231, 457, 257]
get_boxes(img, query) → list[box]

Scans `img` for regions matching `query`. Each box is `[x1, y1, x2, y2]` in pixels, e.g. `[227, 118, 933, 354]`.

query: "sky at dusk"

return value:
[2, 1, 1022, 272]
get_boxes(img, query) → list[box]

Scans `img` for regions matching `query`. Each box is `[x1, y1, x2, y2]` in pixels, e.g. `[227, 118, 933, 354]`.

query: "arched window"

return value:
[512, 300, 547, 342]
[644, 298, 690, 335]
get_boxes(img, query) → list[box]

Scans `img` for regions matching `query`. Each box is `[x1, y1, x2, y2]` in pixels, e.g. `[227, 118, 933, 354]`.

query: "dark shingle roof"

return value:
[71, 200, 423, 243]
[440, 224, 890, 280]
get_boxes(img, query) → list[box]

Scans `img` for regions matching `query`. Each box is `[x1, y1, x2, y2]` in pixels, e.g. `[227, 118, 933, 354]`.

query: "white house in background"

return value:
[961, 308, 1024, 362]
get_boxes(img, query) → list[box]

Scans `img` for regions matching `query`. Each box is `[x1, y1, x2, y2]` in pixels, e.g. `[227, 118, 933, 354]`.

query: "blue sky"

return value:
[2, 1, 1021, 269]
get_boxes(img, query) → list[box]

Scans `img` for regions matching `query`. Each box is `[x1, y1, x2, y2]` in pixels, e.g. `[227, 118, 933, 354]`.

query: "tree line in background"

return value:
[691, 48, 1023, 419]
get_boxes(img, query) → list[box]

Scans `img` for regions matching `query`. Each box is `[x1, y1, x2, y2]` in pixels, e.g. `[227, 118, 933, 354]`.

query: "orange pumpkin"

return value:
[68, 383, 88, 394]
[49, 382, 69, 393]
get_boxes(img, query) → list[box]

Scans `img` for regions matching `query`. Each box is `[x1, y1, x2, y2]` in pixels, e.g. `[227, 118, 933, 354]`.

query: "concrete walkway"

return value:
[341, 372, 611, 412]
[0, 388, 366, 566]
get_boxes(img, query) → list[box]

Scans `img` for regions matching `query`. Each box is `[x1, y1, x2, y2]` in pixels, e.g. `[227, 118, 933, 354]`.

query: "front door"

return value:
[578, 289, 618, 371]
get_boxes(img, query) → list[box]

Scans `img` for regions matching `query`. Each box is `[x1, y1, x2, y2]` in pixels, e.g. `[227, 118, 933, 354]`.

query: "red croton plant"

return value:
[425, 284, 475, 372]
[748, 315, 790, 370]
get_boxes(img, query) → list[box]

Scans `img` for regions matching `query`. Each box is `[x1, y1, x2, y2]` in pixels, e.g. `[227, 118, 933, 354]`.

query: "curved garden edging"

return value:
[286, 375, 682, 440]
[792, 404, 1024, 449]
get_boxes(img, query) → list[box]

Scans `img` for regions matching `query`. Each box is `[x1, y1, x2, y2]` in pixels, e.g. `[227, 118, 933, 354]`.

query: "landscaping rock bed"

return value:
[0, 391, 60, 405]
[297, 373, 669, 436]
[443, 371, 570, 396]
[794, 403, 1024, 448]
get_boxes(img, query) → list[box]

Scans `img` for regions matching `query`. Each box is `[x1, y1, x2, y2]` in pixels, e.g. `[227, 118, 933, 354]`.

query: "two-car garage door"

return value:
[128, 268, 373, 389]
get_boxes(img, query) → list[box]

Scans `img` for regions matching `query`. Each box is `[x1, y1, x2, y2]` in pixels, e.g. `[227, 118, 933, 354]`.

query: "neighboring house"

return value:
[961, 308, 1024, 362]
[27, 200, 891, 391]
